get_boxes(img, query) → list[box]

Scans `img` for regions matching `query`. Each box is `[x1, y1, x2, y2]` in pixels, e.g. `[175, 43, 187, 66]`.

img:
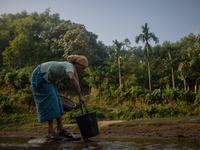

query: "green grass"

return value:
[112, 115, 200, 127]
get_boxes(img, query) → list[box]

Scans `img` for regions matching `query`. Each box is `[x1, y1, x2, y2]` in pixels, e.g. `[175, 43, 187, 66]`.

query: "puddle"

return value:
[0, 137, 200, 150]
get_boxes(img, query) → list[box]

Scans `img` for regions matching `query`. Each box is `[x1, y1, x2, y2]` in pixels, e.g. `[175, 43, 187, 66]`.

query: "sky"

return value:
[0, 0, 200, 47]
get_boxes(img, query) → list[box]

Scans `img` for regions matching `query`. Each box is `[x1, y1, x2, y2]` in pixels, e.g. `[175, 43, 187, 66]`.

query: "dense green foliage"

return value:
[0, 9, 200, 126]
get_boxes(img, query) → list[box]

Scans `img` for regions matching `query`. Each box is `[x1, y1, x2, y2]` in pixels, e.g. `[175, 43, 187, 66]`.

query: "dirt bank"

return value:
[1, 116, 200, 139]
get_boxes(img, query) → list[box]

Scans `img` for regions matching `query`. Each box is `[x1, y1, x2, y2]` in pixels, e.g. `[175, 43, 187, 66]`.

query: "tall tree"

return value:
[0, 13, 17, 66]
[51, 23, 90, 59]
[177, 33, 197, 92]
[162, 41, 176, 89]
[195, 33, 200, 49]
[151, 45, 169, 89]
[3, 34, 31, 68]
[135, 23, 159, 91]
[111, 40, 125, 86]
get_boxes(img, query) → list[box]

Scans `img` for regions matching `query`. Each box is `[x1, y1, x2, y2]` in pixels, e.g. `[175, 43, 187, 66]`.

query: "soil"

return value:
[1, 116, 200, 139]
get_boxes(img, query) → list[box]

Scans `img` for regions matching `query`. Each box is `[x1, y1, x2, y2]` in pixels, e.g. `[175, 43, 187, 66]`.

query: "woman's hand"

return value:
[79, 96, 85, 104]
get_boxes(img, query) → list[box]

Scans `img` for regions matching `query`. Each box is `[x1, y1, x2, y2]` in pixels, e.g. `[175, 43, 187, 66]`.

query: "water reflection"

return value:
[0, 137, 200, 150]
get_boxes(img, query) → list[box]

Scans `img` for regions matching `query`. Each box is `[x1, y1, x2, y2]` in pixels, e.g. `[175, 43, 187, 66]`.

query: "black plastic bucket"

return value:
[74, 103, 99, 139]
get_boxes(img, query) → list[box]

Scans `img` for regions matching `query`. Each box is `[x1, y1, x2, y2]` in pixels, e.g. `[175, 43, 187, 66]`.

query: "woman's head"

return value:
[67, 55, 88, 73]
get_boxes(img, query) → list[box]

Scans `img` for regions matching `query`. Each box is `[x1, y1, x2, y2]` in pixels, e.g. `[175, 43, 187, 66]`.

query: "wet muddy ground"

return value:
[1, 137, 200, 150]
[1, 118, 200, 140]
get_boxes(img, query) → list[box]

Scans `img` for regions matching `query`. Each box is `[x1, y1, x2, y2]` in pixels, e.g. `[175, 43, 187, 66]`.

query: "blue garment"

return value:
[31, 65, 63, 123]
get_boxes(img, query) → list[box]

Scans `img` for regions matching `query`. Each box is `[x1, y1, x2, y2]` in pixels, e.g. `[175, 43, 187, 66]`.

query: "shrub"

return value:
[56, 78, 73, 91]
[0, 95, 9, 104]
[15, 67, 34, 88]
[0, 99, 12, 113]
[184, 92, 196, 103]
[115, 102, 137, 120]
[15, 85, 34, 106]
[194, 91, 200, 105]
[129, 86, 149, 102]
[4, 70, 18, 86]
[62, 104, 106, 123]
[0, 69, 10, 85]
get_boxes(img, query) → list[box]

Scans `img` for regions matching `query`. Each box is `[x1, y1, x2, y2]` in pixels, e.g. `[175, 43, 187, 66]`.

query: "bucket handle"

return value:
[81, 102, 88, 114]
[81, 102, 92, 122]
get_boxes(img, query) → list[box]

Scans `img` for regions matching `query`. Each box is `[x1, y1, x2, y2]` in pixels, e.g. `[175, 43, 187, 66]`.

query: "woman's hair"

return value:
[67, 55, 88, 67]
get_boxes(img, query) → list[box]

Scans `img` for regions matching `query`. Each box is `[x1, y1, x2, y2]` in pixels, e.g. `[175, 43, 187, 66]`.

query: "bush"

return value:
[56, 71, 89, 94]
[4, 70, 18, 86]
[10, 85, 34, 106]
[62, 104, 106, 124]
[15, 67, 34, 88]
[115, 102, 137, 120]
[129, 86, 149, 102]
[2, 66, 34, 88]
[143, 104, 159, 118]
[56, 78, 73, 91]
[0, 95, 9, 104]
[0, 98, 12, 113]
[0, 69, 10, 85]
[194, 91, 200, 105]
[113, 100, 198, 121]
[184, 92, 196, 103]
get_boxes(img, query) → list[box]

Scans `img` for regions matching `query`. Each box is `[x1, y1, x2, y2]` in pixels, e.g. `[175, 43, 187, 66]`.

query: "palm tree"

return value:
[163, 41, 175, 89]
[135, 23, 159, 91]
[112, 40, 124, 86]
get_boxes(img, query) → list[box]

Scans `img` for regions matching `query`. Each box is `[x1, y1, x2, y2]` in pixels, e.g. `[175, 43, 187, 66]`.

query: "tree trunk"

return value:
[146, 45, 151, 91]
[183, 78, 186, 92]
[118, 57, 121, 86]
[148, 61, 151, 91]
[172, 67, 175, 89]
[187, 85, 190, 92]
[195, 84, 197, 93]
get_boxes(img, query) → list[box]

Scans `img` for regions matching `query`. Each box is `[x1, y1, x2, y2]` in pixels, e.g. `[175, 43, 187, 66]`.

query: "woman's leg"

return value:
[56, 116, 73, 137]
[56, 116, 63, 133]
[48, 120, 54, 134]
[47, 119, 62, 139]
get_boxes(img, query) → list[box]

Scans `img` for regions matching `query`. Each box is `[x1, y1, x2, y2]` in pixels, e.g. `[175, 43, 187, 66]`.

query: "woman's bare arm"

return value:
[68, 72, 85, 104]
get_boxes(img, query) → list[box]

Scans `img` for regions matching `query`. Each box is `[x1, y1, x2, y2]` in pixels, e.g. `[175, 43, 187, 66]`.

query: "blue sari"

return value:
[31, 65, 63, 123]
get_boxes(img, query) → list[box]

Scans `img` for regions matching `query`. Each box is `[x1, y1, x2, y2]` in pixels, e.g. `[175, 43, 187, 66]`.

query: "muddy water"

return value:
[0, 137, 200, 150]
